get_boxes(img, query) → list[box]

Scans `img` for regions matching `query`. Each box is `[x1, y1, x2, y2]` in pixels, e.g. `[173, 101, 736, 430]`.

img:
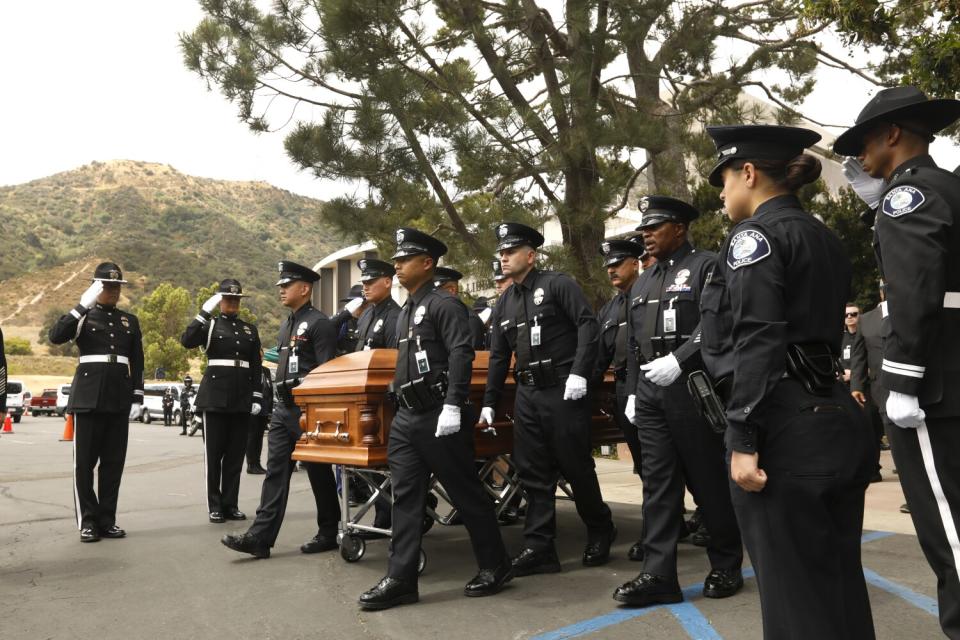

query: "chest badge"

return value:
[297, 321, 309, 336]
[533, 288, 544, 305]
[414, 305, 427, 325]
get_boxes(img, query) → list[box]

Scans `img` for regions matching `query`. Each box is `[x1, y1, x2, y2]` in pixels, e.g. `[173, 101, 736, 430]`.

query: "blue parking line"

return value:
[668, 602, 724, 639]
[863, 567, 939, 617]
[861, 530, 895, 544]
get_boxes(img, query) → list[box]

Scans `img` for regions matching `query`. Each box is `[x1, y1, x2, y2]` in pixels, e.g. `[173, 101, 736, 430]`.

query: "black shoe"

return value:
[583, 524, 617, 566]
[870, 471, 883, 483]
[510, 547, 562, 577]
[498, 507, 519, 525]
[209, 512, 226, 524]
[359, 576, 419, 610]
[179, 431, 187, 436]
[702, 568, 744, 599]
[225, 509, 246, 521]
[246, 465, 266, 475]
[100, 525, 126, 539]
[221, 532, 270, 559]
[301, 533, 338, 554]
[900, 503, 911, 514]
[690, 524, 711, 548]
[613, 573, 683, 607]
[684, 508, 703, 535]
[628, 540, 644, 562]
[80, 527, 100, 543]
[464, 561, 514, 597]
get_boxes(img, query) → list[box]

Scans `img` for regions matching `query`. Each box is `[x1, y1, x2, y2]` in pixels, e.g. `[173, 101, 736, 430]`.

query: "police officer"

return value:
[246, 352, 271, 474]
[49, 262, 144, 543]
[434, 266, 487, 350]
[613, 198, 743, 606]
[699, 124, 877, 638]
[334, 284, 368, 356]
[840, 302, 860, 387]
[162, 388, 175, 426]
[592, 238, 645, 502]
[480, 222, 615, 575]
[837, 86, 960, 638]
[181, 279, 262, 523]
[358, 228, 511, 610]
[179, 375, 195, 435]
[222, 261, 341, 558]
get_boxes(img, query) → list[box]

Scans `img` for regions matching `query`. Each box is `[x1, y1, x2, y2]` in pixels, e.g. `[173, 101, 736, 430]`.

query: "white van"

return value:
[5, 379, 27, 423]
[56, 384, 71, 417]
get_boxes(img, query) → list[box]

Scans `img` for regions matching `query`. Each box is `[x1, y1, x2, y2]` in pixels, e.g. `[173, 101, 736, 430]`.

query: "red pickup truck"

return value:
[29, 389, 58, 417]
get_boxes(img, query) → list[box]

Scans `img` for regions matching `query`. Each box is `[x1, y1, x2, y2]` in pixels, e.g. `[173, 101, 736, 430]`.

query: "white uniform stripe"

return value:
[882, 363, 925, 378]
[201, 412, 211, 513]
[195, 314, 208, 323]
[917, 421, 960, 583]
[70, 309, 82, 320]
[883, 359, 926, 373]
[72, 415, 82, 529]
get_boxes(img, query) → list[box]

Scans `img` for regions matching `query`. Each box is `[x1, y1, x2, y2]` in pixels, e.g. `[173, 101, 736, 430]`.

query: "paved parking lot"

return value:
[0, 416, 946, 639]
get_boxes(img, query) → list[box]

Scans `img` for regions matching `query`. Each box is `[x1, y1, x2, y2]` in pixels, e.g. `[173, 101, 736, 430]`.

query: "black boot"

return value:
[359, 577, 419, 610]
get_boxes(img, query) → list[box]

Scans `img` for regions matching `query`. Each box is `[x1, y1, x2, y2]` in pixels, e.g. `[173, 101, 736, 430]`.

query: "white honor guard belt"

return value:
[79, 354, 130, 365]
[208, 358, 250, 368]
[945, 292, 960, 309]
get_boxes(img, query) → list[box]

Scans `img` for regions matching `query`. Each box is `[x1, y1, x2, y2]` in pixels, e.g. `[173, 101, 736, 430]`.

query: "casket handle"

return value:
[311, 420, 349, 442]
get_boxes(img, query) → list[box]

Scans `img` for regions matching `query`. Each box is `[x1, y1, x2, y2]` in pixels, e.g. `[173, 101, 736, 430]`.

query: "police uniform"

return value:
[181, 279, 262, 522]
[700, 125, 876, 638]
[179, 376, 195, 435]
[359, 228, 510, 611]
[836, 87, 960, 638]
[334, 284, 365, 356]
[435, 266, 487, 350]
[221, 261, 341, 558]
[49, 262, 144, 542]
[614, 198, 743, 606]
[246, 364, 272, 473]
[162, 389, 175, 426]
[483, 222, 615, 574]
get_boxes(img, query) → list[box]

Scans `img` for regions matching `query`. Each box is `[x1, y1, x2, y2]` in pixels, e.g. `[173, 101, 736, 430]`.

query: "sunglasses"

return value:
[845, 312, 859, 318]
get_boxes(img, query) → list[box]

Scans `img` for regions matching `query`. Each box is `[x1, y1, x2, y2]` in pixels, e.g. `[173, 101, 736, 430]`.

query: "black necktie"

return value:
[614, 293, 628, 368]
[640, 266, 668, 361]
[396, 302, 413, 383]
[515, 284, 534, 369]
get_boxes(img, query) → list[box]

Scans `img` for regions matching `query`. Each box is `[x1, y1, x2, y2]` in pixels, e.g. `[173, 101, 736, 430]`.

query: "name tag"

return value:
[843, 345, 851, 360]
[531, 325, 542, 346]
[288, 354, 299, 374]
[415, 349, 430, 375]
[663, 308, 677, 334]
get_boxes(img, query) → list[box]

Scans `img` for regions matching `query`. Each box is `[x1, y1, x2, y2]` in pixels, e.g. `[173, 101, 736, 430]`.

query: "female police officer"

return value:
[699, 125, 877, 639]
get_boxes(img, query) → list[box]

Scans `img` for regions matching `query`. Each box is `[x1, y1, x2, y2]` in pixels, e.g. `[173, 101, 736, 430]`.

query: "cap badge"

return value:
[110, 270, 120, 280]
[720, 146, 738, 158]
[278, 262, 284, 272]
[359, 260, 367, 270]
[601, 242, 610, 254]
[497, 224, 508, 238]
[638, 197, 649, 212]
[533, 287, 544, 305]
[396, 230, 405, 243]
[229, 285, 239, 294]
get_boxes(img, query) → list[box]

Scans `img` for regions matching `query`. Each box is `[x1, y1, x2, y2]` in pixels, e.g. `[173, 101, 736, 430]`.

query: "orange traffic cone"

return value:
[2, 414, 13, 434]
[60, 414, 74, 442]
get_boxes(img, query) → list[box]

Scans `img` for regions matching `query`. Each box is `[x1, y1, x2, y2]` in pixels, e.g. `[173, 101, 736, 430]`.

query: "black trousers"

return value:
[614, 379, 643, 476]
[72, 411, 129, 531]
[513, 383, 613, 551]
[246, 414, 268, 468]
[180, 406, 190, 433]
[729, 379, 876, 640]
[201, 411, 247, 513]
[635, 376, 742, 577]
[163, 406, 173, 426]
[387, 404, 506, 581]
[247, 404, 340, 546]
[888, 415, 960, 639]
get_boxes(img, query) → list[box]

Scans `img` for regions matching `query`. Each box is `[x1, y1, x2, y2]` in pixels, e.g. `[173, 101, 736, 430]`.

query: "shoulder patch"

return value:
[727, 229, 771, 270]
[882, 186, 925, 218]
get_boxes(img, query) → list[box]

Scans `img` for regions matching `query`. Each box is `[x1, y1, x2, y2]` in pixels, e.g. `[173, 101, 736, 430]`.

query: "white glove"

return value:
[841, 157, 886, 209]
[478, 406, 495, 425]
[641, 353, 682, 386]
[435, 404, 461, 437]
[563, 373, 588, 401]
[202, 293, 222, 313]
[345, 297, 364, 314]
[478, 308, 492, 324]
[887, 391, 925, 429]
[80, 281, 104, 309]
[625, 394, 637, 425]
[251, 402, 261, 416]
[129, 404, 142, 420]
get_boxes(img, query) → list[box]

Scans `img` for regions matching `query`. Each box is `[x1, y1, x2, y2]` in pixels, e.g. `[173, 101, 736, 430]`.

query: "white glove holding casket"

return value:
[251, 402, 261, 416]
[435, 404, 461, 437]
[80, 281, 104, 309]
[625, 394, 637, 425]
[641, 353, 682, 386]
[202, 293, 222, 313]
[887, 391, 925, 429]
[563, 374, 588, 401]
[345, 297, 364, 314]
[478, 406, 495, 425]
[842, 157, 886, 209]
[128, 404, 142, 421]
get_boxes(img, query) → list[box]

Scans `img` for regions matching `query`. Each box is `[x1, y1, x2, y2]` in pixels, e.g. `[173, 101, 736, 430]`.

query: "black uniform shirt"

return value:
[468, 310, 487, 351]
[276, 303, 337, 396]
[593, 289, 629, 384]
[483, 269, 599, 409]
[181, 311, 262, 412]
[840, 330, 856, 373]
[873, 154, 960, 416]
[394, 282, 475, 406]
[354, 297, 401, 351]
[699, 194, 851, 453]
[49, 302, 145, 413]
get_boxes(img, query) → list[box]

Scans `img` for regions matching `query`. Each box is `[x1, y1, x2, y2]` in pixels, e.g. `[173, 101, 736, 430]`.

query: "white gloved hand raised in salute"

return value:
[435, 404, 461, 437]
[80, 281, 104, 309]
[202, 293, 223, 314]
[563, 374, 588, 401]
[841, 157, 887, 210]
[345, 297, 365, 315]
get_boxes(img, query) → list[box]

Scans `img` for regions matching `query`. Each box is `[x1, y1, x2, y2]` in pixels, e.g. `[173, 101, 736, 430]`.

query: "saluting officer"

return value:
[592, 240, 645, 556]
[359, 228, 511, 610]
[481, 222, 615, 575]
[49, 262, 144, 543]
[614, 197, 743, 606]
[702, 124, 877, 638]
[434, 266, 487, 350]
[222, 261, 341, 559]
[837, 86, 960, 639]
[181, 279, 262, 523]
[334, 285, 368, 356]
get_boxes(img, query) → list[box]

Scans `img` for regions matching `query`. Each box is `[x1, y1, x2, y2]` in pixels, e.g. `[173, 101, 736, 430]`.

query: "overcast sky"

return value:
[1, 1, 957, 197]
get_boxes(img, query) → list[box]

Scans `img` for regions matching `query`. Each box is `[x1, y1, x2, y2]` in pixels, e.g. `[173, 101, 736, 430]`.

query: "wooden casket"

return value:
[292, 349, 623, 467]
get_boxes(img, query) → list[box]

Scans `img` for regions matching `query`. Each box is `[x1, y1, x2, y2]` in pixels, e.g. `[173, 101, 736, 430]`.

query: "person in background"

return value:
[162, 388, 175, 427]
[851, 283, 891, 486]
[246, 349, 272, 475]
[434, 266, 487, 351]
[840, 302, 860, 386]
[334, 284, 368, 356]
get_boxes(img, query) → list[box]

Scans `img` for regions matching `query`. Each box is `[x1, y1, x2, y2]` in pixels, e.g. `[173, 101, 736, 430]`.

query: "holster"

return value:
[686, 370, 729, 434]
[514, 359, 559, 388]
[648, 335, 691, 359]
[389, 371, 448, 413]
[275, 377, 301, 407]
[785, 343, 840, 397]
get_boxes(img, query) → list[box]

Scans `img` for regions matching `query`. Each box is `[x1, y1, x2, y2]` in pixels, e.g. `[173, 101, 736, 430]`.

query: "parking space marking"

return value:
[863, 568, 938, 616]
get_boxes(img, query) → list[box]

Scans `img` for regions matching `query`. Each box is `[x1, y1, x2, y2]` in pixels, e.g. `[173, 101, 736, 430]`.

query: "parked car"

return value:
[139, 383, 193, 424]
[29, 389, 58, 417]
[56, 384, 71, 417]
[5, 380, 27, 423]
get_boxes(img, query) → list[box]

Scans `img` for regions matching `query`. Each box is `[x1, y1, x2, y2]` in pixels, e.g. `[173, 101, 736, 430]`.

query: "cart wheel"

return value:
[418, 549, 426, 575]
[421, 514, 435, 535]
[340, 535, 366, 563]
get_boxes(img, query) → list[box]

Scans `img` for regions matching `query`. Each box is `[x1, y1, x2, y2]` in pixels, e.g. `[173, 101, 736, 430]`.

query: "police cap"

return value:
[434, 266, 464, 284]
[495, 222, 545, 252]
[217, 278, 247, 297]
[705, 125, 821, 187]
[391, 228, 448, 261]
[339, 284, 364, 303]
[358, 258, 395, 282]
[636, 196, 700, 229]
[276, 260, 321, 286]
[600, 239, 645, 267]
[491, 260, 506, 282]
[92, 261, 128, 284]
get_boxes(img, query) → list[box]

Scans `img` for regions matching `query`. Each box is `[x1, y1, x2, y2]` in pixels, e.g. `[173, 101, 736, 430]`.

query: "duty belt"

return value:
[79, 354, 130, 365]
[208, 359, 250, 368]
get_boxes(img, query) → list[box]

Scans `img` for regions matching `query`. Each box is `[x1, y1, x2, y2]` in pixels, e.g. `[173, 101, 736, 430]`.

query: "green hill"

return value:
[0, 160, 344, 338]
